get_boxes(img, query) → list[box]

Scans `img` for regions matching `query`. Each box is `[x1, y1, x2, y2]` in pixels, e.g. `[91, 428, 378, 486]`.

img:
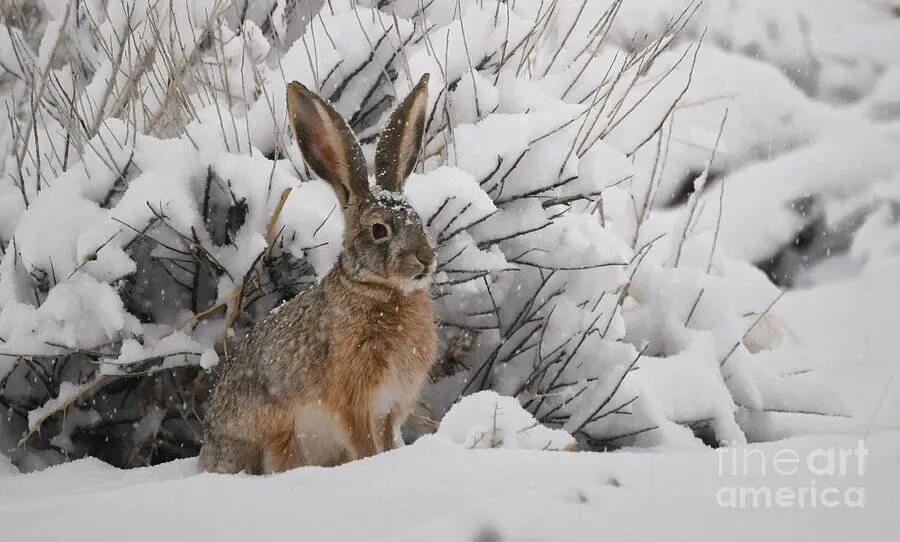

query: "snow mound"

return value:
[437, 391, 575, 451]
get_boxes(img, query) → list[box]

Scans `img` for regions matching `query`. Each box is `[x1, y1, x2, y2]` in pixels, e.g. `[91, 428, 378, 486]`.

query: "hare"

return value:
[198, 74, 436, 474]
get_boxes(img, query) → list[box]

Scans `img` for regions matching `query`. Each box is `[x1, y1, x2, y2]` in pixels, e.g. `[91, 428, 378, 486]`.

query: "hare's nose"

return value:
[416, 248, 435, 268]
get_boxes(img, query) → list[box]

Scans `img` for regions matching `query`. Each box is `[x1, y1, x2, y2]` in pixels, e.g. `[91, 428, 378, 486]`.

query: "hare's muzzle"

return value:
[415, 247, 435, 278]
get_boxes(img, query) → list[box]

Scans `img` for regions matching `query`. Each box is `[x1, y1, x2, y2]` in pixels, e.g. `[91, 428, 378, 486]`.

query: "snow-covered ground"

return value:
[2, 433, 899, 541]
[2, 0, 900, 539]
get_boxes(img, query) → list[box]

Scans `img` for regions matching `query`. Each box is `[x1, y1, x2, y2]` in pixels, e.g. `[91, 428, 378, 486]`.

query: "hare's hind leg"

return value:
[376, 408, 409, 452]
[198, 433, 263, 474]
[260, 404, 304, 473]
[376, 410, 397, 452]
[341, 407, 379, 461]
[261, 427, 303, 473]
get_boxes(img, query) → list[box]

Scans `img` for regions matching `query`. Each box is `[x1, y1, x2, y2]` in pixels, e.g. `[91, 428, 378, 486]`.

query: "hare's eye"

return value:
[372, 222, 389, 240]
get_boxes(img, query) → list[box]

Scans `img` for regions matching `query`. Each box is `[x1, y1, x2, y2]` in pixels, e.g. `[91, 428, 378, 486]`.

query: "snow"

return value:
[102, 331, 216, 375]
[437, 391, 576, 450]
[2, 269, 898, 540]
[5, 265, 898, 536]
[0, 273, 141, 354]
[1, 0, 899, 539]
[1, 433, 897, 541]
[775, 277, 900, 438]
[25, 381, 87, 433]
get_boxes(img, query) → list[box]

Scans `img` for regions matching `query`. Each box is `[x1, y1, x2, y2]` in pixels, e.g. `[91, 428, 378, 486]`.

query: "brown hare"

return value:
[198, 74, 436, 474]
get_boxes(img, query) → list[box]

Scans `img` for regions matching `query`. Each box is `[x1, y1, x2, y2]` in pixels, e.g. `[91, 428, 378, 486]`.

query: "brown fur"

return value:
[198, 75, 435, 474]
[199, 261, 436, 474]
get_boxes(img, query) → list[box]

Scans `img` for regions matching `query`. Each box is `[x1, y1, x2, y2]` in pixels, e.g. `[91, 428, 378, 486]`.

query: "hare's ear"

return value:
[287, 81, 369, 207]
[374, 73, 430, 192]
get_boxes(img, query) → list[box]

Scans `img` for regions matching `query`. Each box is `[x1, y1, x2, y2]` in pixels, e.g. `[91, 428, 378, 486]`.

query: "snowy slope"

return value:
[2, 433, 898, 542]
[777, 269, 900, 439]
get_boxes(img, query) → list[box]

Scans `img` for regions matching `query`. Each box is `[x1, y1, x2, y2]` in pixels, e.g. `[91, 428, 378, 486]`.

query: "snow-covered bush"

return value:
[436, 390, 575, 451]
[0, 0, 847, 470]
